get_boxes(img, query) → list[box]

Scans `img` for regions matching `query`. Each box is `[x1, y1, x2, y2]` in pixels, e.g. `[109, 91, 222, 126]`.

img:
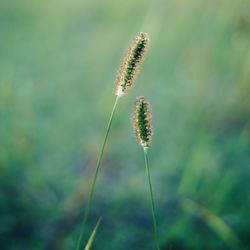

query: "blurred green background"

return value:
[1, 0, 250, 249]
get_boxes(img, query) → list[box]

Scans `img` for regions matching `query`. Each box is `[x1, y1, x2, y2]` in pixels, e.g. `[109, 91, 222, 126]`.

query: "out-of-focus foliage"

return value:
[0, 0, 250, 249]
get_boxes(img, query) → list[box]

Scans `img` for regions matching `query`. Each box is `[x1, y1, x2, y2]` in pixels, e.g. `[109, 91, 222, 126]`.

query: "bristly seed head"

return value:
[115, 32, 149, 97]
[133, 96, 153, 148]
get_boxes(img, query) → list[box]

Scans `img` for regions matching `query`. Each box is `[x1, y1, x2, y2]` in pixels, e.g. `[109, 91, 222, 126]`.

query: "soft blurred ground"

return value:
[0, 0, 250, 249]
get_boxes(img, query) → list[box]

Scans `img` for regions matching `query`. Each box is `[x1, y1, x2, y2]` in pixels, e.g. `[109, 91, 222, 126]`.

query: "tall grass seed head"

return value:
[115, 32, 149, 97]
[133, 96, 153, 148]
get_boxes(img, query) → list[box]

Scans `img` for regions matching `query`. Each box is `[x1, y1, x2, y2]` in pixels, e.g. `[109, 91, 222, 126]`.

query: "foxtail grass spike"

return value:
[76, 32, 150, 250]
[115, 32, 149, 97]
[133, 96, 153, 148]
[133, 96, 159, 249]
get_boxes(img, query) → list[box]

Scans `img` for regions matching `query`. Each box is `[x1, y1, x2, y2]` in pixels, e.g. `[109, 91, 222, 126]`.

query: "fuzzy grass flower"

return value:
[133, 96, 153, 148]
[76, 32, 149, 250]
[133, 96, 160, 250]
[115, 32, 149, 97]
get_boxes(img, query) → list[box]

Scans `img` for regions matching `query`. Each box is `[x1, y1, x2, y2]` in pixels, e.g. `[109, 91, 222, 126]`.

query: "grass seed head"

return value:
[115, 32, 149, 97]
[133, 96, 153, 148]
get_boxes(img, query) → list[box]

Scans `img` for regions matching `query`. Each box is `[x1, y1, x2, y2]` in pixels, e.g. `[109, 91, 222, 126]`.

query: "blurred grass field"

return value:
[0, 0, 250, 249]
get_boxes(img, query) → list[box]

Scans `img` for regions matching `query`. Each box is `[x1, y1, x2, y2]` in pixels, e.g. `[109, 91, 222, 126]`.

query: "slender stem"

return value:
[143, 148, 160, 250]
[76, 95, 120, 250]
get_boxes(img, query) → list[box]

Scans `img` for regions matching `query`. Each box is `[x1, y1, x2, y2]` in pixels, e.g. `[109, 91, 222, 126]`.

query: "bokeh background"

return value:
[1, 0, 250, 249]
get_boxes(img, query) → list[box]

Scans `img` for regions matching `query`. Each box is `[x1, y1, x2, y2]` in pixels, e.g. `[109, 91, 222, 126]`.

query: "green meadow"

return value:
[0, 0, 250, 249]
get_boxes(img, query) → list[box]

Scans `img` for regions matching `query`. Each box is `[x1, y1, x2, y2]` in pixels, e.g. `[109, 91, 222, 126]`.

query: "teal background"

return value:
[0, 0, 250, 249]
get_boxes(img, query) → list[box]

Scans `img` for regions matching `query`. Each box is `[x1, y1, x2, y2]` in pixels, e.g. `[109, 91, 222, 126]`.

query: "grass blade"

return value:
[84, 217, 102, 250]
[76, 96, 119, 250]
[180, 197, 244, 250]
[144, 148, 160, 250]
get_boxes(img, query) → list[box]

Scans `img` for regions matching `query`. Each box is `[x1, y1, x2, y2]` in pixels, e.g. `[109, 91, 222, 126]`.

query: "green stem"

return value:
[143, 148, 160, 250]
[76, 95, 120, 250]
